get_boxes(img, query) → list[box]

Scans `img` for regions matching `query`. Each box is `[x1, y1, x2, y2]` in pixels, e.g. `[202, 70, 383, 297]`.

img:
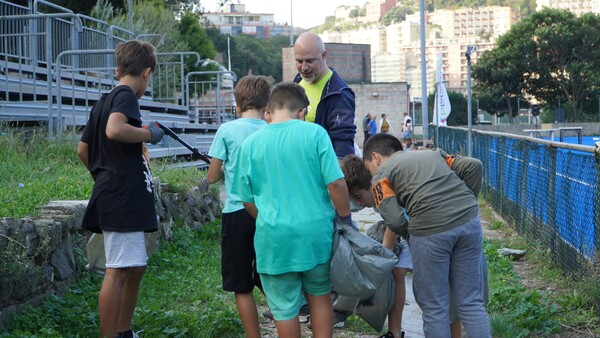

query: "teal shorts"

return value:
[260, 262, 331, 321]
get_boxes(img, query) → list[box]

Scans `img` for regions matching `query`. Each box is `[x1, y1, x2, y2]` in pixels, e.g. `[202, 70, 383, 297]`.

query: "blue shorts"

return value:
[395, 239, 413, 270]
[402, 130, 412, 139]
[260, 262, 331, 321]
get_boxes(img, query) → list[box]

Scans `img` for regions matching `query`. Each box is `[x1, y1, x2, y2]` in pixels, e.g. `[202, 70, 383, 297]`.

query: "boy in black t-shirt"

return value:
[77, 40, 163, 338]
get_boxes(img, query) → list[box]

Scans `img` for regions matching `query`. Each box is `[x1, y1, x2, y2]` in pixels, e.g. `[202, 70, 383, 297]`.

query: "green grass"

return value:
[0, 223, 251, 337]
[0, 130, 93, 218]
[0, 129, 214, 218]
[484, 240, 561, 337]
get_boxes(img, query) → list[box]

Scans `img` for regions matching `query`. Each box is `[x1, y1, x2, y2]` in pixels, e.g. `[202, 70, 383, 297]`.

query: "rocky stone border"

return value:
[0, 178, 221, 326]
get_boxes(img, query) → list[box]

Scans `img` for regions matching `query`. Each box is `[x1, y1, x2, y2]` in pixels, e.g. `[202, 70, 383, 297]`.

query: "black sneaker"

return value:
[299, 303, 310, 316]
[378, 331, 405, 338]
[262, 309, 274, 320]
[263, 305, 309, 321]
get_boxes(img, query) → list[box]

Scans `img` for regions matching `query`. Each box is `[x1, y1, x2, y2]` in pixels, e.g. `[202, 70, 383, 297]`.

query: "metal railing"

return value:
[186, 70, 236, 124]
[0, 0, 232, 160]
[435, 126, 599, 274]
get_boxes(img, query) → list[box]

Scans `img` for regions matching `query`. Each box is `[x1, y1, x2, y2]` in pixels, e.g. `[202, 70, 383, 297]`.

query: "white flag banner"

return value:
[433, 51, 451, 126]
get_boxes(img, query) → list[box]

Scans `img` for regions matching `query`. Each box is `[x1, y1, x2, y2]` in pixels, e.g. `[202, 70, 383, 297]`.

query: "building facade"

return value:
[202, 3, 291, 39]
[536, 0, 600, 16]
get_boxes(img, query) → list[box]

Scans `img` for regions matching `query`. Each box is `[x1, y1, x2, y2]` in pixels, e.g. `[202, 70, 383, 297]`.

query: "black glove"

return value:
[393, 238, 403, 257]
[358, 294, 376, 307]
[147, 122, 164, 145]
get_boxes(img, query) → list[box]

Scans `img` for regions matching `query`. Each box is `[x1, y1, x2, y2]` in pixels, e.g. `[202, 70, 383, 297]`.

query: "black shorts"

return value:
[221, 209, 262, 293]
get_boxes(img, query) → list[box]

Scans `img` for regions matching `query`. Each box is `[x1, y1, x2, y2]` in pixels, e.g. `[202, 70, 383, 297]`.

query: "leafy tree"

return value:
[428, 91, 473, 126]
[178, 11, 216, 60]
[380, 6, 414, 25]
[520, 9, 600, 120]
[475, 9, 600, 121]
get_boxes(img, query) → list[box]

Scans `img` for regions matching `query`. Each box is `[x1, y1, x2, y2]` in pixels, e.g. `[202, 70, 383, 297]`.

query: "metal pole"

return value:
[435, 82, 439, 147]
[127, 0, 133, 33]
[290, 0, 294, 46]
[467, 53, 473, 157]
[419, 0, 429, 143]
[227, 36, 231, 72]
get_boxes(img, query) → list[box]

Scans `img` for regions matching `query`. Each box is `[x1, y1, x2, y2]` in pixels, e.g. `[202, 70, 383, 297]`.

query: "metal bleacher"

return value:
[0, 0, 237, 164]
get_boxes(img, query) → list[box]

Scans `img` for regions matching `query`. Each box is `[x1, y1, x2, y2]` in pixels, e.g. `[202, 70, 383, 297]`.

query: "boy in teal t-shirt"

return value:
[207, 76, 270, 338]
[236, 82, 352, 338]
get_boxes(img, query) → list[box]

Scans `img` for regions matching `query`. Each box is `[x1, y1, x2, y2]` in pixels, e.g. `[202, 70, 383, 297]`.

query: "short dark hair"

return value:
[363, 133, 403, 161]
[234, 75, 271, 113]
[115, 40, 157, 78]
[268, 82, 309, 113]
[341, 155, 372, 193]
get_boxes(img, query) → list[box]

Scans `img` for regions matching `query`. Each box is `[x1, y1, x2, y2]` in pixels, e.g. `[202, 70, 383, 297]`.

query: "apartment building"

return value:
[429, 6, 520, 39]
[203, 3, 291, 39]
[327, 6, 520, 95]
[536, 0, 600, 16]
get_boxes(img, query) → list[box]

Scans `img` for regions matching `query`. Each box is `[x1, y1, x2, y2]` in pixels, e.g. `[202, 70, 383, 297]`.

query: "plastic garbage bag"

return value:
[356, 273, 396, 332]
[330, 221, 398, 299]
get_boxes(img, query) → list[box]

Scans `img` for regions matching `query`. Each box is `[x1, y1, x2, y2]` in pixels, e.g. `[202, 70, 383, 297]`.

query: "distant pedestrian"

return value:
[377, 114, 394, 134]
[77, 40, 163, 338]
[402, 113, 413, 149]
[362, 113, 373, 146]
[368, 116, 378, 138]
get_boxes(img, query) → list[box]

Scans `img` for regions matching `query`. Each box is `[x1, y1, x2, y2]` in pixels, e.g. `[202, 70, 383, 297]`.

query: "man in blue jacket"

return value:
[293, 32, 356, 159]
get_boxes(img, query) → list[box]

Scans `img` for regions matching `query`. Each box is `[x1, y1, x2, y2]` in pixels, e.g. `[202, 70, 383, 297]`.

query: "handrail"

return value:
[445, 126, 595, 154]
[109, 25, 135, 39]
[156, 52, 202, 66]
[185, 70, 236, 107]
[136, 34, 165, 47]
[33, 0, 73, 14]
[0, 13, 83, 31]
[55, 49, 116, 133]
[77, 13, 109, 28]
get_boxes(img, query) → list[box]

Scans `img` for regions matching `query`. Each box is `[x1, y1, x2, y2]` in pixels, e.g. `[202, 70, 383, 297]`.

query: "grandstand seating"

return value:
[0, 0, 236, 164]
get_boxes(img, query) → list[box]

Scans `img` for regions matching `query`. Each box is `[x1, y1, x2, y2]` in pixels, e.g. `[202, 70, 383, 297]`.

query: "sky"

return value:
[201, 0, 367, 29]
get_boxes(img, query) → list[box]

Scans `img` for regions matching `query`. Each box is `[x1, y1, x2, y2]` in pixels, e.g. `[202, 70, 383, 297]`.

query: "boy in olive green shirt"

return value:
[362, 133, 491, 338]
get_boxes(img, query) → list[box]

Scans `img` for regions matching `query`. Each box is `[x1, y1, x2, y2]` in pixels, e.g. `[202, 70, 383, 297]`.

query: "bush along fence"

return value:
[0, 178, 221, 326]
[434, 126, 600, 275]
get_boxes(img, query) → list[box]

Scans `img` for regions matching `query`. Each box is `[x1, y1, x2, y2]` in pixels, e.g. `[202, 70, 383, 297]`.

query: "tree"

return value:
[380, 6, 414, 26]
[178, 11, 216, 60]
[473, 8, 600, 122]
[205, 28, 289, 82]
[427, 91, 472, 126]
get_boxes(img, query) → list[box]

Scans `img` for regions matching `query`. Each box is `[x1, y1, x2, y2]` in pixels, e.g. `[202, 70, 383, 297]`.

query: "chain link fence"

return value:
[434, 126, 600, 274]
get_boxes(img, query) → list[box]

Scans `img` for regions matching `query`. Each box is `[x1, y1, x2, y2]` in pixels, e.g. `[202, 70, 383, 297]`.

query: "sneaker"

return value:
[378, 332, 405, 338]
[299, 303, 310, 316]
[116, 330, 140, 338]
[333, 315, 345, 328]
[263, 305, 309, 321]
[262, 309, 274, 320]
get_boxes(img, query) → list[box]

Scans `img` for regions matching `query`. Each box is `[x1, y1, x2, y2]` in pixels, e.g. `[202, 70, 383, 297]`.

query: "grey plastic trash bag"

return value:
[330, 221, 398, 299]
[357, 273, 396, 332]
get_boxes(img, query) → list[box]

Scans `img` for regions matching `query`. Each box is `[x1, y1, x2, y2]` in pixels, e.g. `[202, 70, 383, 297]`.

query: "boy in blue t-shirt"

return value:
[236, 82, 352, 338]
[207, 75, 271, 338]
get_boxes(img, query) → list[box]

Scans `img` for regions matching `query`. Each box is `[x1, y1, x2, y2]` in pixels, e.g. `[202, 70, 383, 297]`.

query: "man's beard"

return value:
[301, 72, 318, 84]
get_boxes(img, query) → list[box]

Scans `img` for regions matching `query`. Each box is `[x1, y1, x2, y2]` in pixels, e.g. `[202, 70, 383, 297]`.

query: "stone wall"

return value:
[0, 178, 221, 326]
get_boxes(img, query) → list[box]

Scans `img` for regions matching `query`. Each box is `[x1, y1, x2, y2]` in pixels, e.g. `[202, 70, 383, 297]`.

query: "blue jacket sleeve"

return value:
[323, 88, 356, 158]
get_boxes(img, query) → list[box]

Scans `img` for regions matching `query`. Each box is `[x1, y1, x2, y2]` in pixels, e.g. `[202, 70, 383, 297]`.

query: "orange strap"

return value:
[372, 178, 395, 209]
